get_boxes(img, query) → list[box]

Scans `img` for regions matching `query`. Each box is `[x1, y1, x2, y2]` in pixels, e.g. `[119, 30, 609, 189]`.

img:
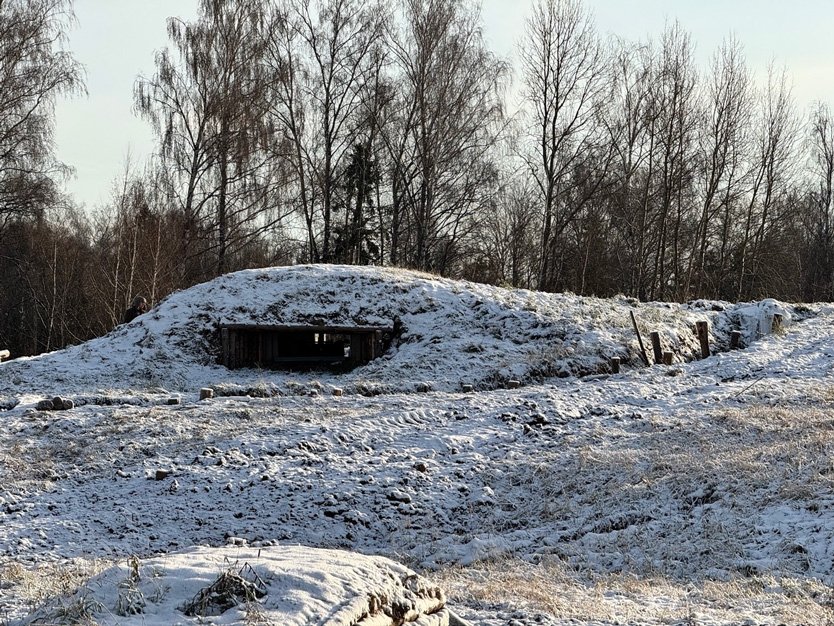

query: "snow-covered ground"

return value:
[1, 265, 833, 625]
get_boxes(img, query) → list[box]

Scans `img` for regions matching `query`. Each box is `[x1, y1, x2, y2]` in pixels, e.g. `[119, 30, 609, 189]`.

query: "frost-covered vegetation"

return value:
[1, 267, 833, 625]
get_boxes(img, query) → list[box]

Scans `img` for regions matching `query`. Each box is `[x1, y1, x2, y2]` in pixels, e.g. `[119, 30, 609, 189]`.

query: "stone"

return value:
[332, 388, 343, 397]
[61, 399, 74, 410]
[36, 399, 54, 411]
[461, 384, 474, 393]
[507, 380, 521, 389]
[155, 469, 171, 481]
[167, 397, 181, 405]
[199, 388, 214, 401]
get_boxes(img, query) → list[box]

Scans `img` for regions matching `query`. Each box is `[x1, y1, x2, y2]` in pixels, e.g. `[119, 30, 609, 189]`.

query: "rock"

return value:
[414, 462, 429, 473]
[167, 397, 181, 405]
[36, 399, 54, 411]
[332, 388, 343, 397]
[461, 384, 474, 393]
[61, 399, 74, 410]
[199, 388, 214, 400]
[416, 382, 431, 393]
[52, 396, 64, 409]
[507, 380, 521, 389]
[155, 469, 171, 481]
[386, 489, 412, 504]
[528, 412, 549, 426]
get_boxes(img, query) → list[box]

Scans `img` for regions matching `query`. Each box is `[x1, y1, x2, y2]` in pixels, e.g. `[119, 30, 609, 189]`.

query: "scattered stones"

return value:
[36, 396, 74, 411]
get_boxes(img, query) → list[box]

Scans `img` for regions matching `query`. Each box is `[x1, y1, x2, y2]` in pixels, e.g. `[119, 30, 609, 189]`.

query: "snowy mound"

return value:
[18, 546, 449, 626]
[0, 264, 806, 397]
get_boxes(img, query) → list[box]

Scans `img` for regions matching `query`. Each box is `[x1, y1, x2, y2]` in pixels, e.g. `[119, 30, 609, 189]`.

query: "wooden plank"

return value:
[221, 323, 393, 333]
[221, 329, 230, 368]
[630, 311, 650, 366]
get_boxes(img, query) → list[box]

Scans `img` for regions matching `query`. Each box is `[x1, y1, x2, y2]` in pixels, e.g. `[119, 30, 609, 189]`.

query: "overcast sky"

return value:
[54, 0, 834, 211]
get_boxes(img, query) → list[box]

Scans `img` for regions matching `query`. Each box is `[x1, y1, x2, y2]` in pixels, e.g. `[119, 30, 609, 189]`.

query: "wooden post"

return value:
[630, 311, 650, 366]
[730, 330, 742, 350]
[696, 321, 710, 359]
[221, 329, 229, 368]
[610, 357, 621, 374]
[662, 351, 674, 366]
[650, 331, 663, 365]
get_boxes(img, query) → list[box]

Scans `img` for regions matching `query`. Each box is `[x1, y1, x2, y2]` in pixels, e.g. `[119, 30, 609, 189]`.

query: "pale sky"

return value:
[54, 0, 834, 211]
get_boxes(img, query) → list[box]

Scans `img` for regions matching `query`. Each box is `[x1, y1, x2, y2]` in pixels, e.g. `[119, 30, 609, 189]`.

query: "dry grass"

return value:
[431, 558, 834, 625]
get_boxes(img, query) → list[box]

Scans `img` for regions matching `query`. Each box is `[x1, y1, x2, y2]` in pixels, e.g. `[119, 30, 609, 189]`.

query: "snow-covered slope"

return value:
[1, 265, 831, 625]
[0, 265, 801, 400]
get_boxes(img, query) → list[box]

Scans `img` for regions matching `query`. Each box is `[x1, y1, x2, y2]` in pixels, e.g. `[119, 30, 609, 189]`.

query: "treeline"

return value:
[2, 0, 834, 358]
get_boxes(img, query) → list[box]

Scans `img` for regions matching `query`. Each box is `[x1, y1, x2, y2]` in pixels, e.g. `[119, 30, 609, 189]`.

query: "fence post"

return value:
[696, 321, 710, 359]
[650, 331, 663, 365]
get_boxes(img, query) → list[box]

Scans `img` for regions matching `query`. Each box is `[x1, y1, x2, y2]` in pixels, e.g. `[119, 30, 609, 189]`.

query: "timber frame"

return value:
[220, 324, 393, 370]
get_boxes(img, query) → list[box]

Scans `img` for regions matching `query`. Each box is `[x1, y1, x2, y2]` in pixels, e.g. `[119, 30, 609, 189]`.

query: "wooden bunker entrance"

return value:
[221, 324, 393, 370]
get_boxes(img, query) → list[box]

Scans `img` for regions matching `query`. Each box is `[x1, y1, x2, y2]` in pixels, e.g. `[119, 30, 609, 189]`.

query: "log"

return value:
[650, 331, 663, 365]
[630, 311, 650, 366]
[696, 321, 710, 359]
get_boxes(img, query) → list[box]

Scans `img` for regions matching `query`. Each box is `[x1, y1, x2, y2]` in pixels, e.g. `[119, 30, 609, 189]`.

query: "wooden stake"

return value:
[630, 311, 650, 366]
[696, 321, 710, 359]
[650, 331, 663, 365]
[662, 351, 674, 366]
[610, 357, 621, 374]
[730, 330, 741, 350]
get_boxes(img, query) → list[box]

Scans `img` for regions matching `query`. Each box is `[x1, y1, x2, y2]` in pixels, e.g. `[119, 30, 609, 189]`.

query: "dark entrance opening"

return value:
[220, 324, 393, 370]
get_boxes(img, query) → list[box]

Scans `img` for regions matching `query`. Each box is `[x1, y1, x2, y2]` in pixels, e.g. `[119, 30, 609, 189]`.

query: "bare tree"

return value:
[736, 64, 799, 299]
[519, 0, 608, 291]
[384, 0, 508, 274]
[803, 101, 834, 299]
[684, 35, 752, 298]
[0, 0, 83, 226]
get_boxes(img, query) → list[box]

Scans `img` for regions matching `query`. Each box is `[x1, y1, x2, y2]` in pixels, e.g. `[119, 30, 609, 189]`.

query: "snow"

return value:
[1, 264, 833, 625]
